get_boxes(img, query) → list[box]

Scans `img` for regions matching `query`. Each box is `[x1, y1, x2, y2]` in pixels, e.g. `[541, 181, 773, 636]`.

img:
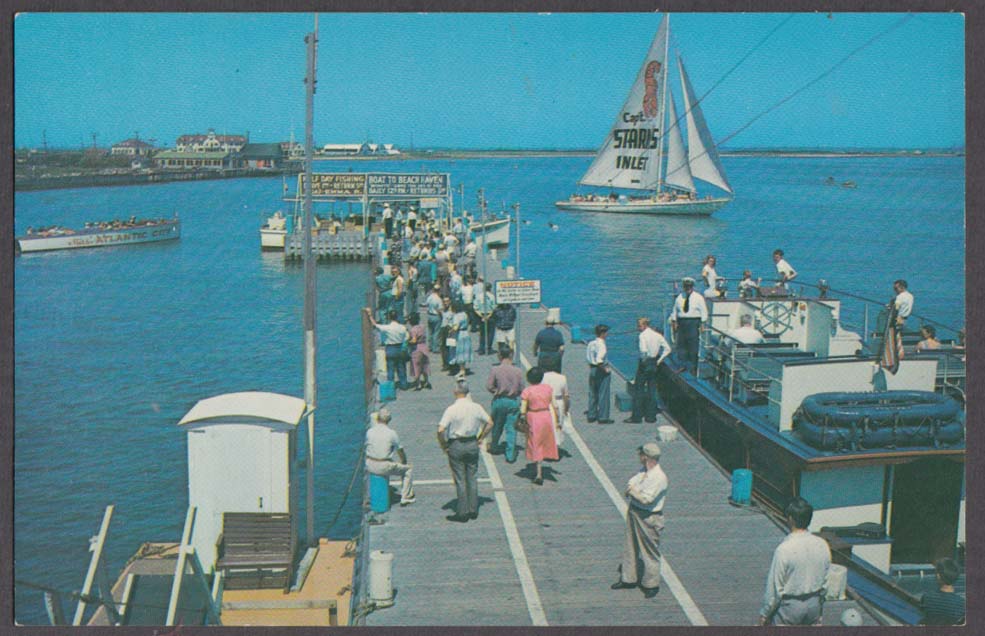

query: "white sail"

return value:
[663, 93, 695, 192]
[679, 56, 732, 194]
[579, 16, 669, 191]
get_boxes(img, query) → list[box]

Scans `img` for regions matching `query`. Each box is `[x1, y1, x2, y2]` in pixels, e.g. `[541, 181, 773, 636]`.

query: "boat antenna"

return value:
[301, 13, 319, 549]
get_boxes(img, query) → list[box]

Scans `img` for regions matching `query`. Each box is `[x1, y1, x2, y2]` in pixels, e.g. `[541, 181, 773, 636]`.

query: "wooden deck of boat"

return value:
[361, 258, 875, 626]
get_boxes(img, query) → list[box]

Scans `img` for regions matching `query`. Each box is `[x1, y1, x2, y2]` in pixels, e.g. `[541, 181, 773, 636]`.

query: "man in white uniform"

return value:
[364, 408, 415, 506]
[670, 278, 708, 376]
[893, 279, 914, 327]
[760, 497, 831, 625]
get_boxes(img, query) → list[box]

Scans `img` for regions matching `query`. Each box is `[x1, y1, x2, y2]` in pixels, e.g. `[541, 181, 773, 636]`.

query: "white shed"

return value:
[178, 391, 307, 572]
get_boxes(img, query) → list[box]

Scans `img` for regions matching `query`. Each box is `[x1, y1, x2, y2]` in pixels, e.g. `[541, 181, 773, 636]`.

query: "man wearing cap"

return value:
[437, 380, 493, 522]
[586, 324, 614, 424]
[612, 442, 667, 599]
[382, 203, 394, 238]
[759, 497, 831, 625]
[671, 278, 708, 375]
[534, 311, 565, 373]
[626, 317, 672, 424]
[364, 409, 416, 506]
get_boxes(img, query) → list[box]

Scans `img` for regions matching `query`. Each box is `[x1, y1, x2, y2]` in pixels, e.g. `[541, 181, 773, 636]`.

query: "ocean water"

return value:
[13, 154, 964, 623]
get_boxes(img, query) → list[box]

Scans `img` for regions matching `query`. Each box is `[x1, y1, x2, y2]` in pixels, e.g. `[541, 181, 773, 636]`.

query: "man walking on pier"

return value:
[365, 408, 415, 506]
[437, 381, 493, 522]
[534, 310, 565, 373]
[612, 442, 667, 599]
[486, 345, 525, 462]
[626, 318, 671, 424]
[670, 278, 707, 376]
[759, 497, 831, 626]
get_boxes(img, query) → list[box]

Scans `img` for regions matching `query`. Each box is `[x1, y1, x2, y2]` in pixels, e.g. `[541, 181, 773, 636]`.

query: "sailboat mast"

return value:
[654, 15, 671, 195]
[302, 15, 318, 548]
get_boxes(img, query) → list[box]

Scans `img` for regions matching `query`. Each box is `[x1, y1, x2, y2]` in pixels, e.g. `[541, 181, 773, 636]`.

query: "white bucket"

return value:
[374, 349, 387, 380]
[489, 248, 498, 259]
[826, 563, 847, 600]
[546, 307, 561, 324]
[657, 425, 679, 442]
[368, 550, 394, 607]
[506, 265, 516, 280]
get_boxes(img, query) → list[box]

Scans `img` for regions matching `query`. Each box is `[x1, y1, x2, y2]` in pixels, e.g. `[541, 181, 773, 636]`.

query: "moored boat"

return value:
[655, 282, 965, 589]
[468, 215, 511, 246]
[260, 211, 289, 250]
[556, 15, 733, 216]
[16, 216, 180, 254]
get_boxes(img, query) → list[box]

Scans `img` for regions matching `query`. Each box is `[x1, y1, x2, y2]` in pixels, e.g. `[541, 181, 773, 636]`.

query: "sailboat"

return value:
[556, 15, 733, 216]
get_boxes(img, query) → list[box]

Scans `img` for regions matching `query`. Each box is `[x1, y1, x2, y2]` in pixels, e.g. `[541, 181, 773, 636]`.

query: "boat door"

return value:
[889, 458, 963, 564]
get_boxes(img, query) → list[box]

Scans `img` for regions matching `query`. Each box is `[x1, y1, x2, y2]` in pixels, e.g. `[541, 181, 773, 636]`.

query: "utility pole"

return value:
[91, 132, 98, 149]
[301, 15, 319, 549]
[513, 201, 521, 364]
[42, 130, 48, 154]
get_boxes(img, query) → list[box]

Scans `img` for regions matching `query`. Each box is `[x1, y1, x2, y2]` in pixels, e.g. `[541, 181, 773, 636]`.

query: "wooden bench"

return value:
[216, 512, 295, 592]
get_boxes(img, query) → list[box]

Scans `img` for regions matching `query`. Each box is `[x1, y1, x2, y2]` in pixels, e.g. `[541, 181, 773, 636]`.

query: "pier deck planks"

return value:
[363, 254, 870, 626]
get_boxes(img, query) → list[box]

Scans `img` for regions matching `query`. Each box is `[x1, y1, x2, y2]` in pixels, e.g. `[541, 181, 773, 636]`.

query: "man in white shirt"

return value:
[728, 314, 765, 345]
[437, 381, 493, 522]
[407, 207, 418, 232]
[382, 203, 394, 238]
[892, 279, 914, 327]
[670, 278, 708, 376]
[586, 324, 614, 423]
[773, 249, 798, 287]
[627, 318, 672, 424]
[612, 442, 667, 599]
[760, 497, 831, 625]
[364, 308, 410, 390]
[425, 285, 444, 353]
[365, 408, 415, 506]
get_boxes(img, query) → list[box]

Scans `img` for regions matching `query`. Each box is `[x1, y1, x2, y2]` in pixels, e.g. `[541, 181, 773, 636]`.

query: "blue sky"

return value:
[14, 12, 964, 150]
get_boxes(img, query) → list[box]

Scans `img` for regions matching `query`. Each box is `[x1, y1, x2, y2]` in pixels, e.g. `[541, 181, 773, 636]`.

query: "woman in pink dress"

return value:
[520, 366, 559, 485]
[407, 313, 431, 390]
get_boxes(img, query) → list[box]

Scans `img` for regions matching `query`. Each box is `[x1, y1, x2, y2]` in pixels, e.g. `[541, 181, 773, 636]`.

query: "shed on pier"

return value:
[178, 392, 308, 575]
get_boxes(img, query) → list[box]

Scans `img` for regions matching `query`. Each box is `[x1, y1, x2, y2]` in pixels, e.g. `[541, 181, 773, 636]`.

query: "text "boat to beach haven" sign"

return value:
[368, 173, 450, 197]
[495, 279, 542, 305]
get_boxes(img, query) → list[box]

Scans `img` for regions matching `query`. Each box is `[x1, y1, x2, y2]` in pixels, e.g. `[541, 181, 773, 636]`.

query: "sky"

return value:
[14, 12, 965, 150]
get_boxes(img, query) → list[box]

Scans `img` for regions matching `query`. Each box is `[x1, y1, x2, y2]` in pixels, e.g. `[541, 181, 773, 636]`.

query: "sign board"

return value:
[304, 173, 367, 197]
[367, 173, 450, 197]
[495, 279, 542, 305]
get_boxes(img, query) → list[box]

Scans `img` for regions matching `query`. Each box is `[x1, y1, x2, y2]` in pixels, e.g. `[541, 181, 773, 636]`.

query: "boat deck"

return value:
[361, 256, 875, 626]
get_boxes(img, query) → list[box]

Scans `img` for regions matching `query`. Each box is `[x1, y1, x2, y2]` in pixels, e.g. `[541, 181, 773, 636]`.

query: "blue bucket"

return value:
[731, 469, 753, 504]
[570, 325, 582, 341]
[501, 259, 509, 269]
[379, 381, 396, 402]
[369, 473, 391, 513]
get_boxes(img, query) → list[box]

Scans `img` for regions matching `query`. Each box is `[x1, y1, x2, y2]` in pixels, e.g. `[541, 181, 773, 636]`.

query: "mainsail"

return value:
[678, 56, 732, 194]
[579, 16, 669, 190]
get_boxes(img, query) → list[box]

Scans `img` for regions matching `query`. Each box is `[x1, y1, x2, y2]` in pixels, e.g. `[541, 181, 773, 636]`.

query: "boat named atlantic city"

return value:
[16, 216, 181, 254]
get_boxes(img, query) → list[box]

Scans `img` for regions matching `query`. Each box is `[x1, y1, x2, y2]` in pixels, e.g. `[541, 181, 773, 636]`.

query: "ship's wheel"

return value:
[759, 301, 795, 336]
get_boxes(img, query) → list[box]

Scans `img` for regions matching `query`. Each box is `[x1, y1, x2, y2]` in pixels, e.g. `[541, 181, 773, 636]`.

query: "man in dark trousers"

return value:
[533, 309, 565, 373]
[920, 557, 964, 625]
[485, 344, 525, 462]
[670, 277, 707, 375]
[586, 324, 614, 423]
[626, 317, 671, 424]
[759, 497, 831, 625]
[436, 381, 493, 522]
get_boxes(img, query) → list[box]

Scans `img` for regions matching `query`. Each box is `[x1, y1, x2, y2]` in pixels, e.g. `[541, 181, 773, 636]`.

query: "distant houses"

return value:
[110, 138, 155, 156]
[318, 143, 401, 157]
[175, 129, 247, 153]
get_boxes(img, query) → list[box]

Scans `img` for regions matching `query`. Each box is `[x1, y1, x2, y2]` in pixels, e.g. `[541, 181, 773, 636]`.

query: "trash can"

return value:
[730, 468, 753, 505]
[368, 550, 395, 607]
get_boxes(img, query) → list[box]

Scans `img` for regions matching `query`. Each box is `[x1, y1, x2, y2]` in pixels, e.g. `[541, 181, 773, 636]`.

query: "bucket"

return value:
[730, 468, 753, 505]
[368, 550, 395, 607]
[369, 473, 391, 513]
[506, 266, 516, 280]
[826, 564, 848, 600]
[570, 325, 582, 341]
[615, 391, 633, 412]
[657, 425, 678, 442]
[379, 381, 396, 402]
[489, 248, 497, 259]
[374, 349, 387, 379]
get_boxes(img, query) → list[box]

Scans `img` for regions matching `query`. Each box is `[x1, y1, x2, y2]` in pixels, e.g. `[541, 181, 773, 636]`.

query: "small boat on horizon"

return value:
[556, 15, 733, 216]
[16, 216, 180, 254]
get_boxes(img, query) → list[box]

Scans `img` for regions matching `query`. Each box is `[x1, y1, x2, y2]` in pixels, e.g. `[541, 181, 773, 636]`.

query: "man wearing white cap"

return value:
[612, 441, 667, 599]
[382, 203, 394, 238]
[671, 277, 708, 375]
[534, 309, 565, 373]
[364, 408, 416, 506]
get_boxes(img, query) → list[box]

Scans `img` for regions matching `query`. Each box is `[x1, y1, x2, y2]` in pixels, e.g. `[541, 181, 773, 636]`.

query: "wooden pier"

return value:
[357, 254, 877, 626]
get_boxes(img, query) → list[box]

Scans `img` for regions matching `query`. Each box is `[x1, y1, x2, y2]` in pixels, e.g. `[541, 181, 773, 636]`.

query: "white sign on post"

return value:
[495, 279, 542, 305]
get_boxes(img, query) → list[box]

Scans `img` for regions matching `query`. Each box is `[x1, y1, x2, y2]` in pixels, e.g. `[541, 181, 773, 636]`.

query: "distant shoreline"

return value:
[327, 149, 964, 160]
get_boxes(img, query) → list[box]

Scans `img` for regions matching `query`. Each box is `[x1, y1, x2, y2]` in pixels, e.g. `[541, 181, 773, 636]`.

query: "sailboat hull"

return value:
[554, 196, 730, 216]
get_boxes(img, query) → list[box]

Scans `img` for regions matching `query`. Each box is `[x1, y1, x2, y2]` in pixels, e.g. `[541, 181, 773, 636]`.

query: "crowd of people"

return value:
[363, 238, 964, 624]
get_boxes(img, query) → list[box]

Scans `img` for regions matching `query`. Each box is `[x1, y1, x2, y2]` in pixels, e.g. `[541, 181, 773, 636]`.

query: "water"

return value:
[13, 154, 964, 623]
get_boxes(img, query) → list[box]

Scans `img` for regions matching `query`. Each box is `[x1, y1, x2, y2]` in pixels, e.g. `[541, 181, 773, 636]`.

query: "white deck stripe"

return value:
[519, 352, 708, 626]
[480, 446, 548, 625]
[407, 478, 492, 486]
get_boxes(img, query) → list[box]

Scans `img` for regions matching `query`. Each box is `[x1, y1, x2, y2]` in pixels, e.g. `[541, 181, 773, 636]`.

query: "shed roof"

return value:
[238, 143, 285, 159]
[178, 392, 307, 426]
[155, 151, 230, 159]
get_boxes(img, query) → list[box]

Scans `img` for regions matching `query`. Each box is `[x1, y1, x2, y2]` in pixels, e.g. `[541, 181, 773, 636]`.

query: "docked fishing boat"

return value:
[468, 215, 511, 247]
[556, 15, 733, 216]
[260, 211, 289, 250]
[15, 216, 180, 254]
[655, 282, 965, 600]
